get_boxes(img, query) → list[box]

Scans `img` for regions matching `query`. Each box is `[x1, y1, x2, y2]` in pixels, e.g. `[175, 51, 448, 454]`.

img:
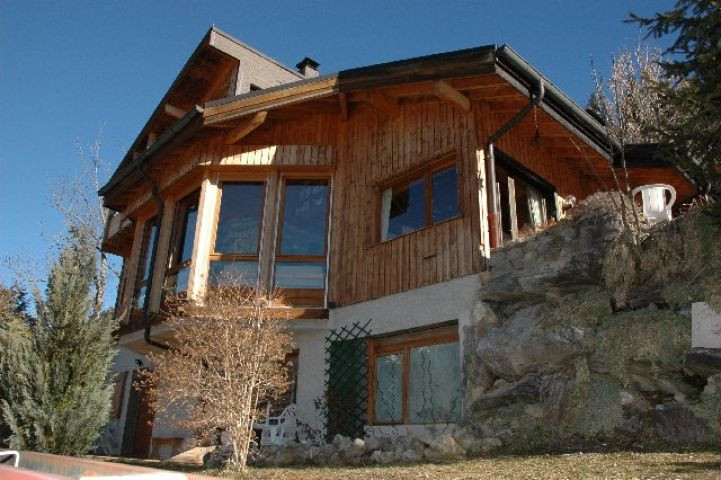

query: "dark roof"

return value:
[100, 38, 619, 205]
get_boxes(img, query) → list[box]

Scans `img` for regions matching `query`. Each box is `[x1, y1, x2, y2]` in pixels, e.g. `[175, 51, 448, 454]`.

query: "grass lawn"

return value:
[107, 451, 721, 480]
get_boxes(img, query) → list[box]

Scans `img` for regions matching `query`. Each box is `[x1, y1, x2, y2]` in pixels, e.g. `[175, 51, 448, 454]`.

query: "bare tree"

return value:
[50, 129, 118, 319]
[579, 42, 678, 260]
[589, 42, 674, 145]
[139, 284, 294, 472]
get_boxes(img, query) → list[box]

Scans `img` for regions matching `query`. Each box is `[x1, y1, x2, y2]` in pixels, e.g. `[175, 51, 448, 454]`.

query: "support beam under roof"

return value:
[223, 111, 268, 144]
[434, 80, 470, 112]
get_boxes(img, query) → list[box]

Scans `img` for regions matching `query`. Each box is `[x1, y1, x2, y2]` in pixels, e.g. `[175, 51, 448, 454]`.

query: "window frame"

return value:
[376, 153, 462, 243]
[207, 179, 268, 288]
[368, 324, 460, 426]
[164, 190, 200, 293]
[133, 216, 158, 309]
[493, 150, 557, 244]
[272, 174, 331, 306]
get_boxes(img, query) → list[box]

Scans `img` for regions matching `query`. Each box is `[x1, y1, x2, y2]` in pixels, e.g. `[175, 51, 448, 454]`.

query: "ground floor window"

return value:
[369, 324, 461, 425]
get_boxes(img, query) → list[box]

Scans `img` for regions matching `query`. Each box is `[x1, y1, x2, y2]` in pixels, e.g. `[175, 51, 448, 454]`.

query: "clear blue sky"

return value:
[0, 0, 673, 304]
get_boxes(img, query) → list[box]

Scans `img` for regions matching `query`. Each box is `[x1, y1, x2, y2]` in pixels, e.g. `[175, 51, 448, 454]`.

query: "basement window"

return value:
[208, 182, 265, 286]
[165, 190, 199, 294]
[369, 324, 462, 425]
[379, 155, 459, 242]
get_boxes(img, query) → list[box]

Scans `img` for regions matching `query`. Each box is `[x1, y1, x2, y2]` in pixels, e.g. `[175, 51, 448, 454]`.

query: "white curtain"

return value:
[527, 186, 545, 229]
[380, 187, 392, 241]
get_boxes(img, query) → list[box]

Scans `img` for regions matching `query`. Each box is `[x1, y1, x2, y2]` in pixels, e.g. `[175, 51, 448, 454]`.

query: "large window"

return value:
[379, 156, 459, 241]
[370, 325, 462, 425]
[133, 217, 158, 309]
[494, 151, 556, 244]
[274, 179, 329, 306]
[209, 182, 265, 286]
[165, 190, 199, 294]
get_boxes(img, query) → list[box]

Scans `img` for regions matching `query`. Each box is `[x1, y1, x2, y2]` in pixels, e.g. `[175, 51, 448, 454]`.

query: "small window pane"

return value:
[140, 222, 158, 282]
[409, 342, 462, 423]
[375, 354, 403, 423]
[274, 262, 325, 289]
[280, 180, 328, 256]
[214, 183, 264, 255]
[208, 260, 258, 286]
[382, 178, 425, 241]
[431, 166, 459, 223]
[133, 286, 147, 309]
[178, 204, 198, 263]
[165, 267, 190, 293]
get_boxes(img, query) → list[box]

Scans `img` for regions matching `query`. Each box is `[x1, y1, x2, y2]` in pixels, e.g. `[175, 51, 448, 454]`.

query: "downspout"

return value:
[137, 164, 170, 350]
[486, 78, 545, 248]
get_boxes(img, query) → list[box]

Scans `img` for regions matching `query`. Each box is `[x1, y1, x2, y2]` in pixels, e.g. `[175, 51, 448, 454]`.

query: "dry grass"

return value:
[106, 451, 721, 480]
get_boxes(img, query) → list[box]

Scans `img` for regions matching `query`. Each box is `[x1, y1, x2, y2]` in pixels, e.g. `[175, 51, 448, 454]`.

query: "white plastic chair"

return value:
[255, 404, 297, 446]
[632, 184, 676, 223]
[0, 450, 19, 468]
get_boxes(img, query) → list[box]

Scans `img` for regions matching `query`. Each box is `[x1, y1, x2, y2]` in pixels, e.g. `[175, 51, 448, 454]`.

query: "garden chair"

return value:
[631, 184, 676, 223]
[255, 404, 297, 446]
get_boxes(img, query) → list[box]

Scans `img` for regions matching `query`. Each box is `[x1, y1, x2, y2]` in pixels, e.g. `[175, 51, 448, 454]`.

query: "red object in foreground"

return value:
[0, 451, 215, 480]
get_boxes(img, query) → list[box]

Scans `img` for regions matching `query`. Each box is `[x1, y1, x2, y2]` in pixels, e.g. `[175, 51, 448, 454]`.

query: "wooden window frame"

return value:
[376, 152, 462, 243]
[367, 324, 459, 426]
[273, 174, 331, 307]
[207, 180, 267, 287]
[493, 150, 557, 245]
[165, 190, 200, 285]
[133, 217, 157, 309]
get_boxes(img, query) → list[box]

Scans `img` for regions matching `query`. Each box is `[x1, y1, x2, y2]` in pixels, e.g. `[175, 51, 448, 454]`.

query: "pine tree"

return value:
[0, 283, 30, 446]
[630, 1, 721, 208]
[0, 230, 119, 454]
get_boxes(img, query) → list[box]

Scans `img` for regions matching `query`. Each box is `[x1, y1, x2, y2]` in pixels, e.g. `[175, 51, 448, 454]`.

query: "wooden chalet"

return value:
[100, 26, 696, 458]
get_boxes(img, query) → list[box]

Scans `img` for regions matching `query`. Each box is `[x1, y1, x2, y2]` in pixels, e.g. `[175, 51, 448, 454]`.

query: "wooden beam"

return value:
[370, 91, 400, 118]
[223, 111, 268, 144]
[338, 92, 348, 122]
[164, 103, 186, 119]
[434, 80, 470, 112]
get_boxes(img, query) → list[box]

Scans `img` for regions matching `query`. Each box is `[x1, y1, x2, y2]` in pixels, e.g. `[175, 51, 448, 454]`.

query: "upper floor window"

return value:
[133, 217, 157, 309]
[165, 190, 199, 293]
[380, 156, 459, 242]
[494, 151, 555, 243]
[209, 181, 265, 286]
[274, 179, 329, 305]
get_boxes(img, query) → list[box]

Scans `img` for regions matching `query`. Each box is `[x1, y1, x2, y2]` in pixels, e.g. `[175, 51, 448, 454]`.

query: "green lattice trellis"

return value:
[324, 320, 372, 441]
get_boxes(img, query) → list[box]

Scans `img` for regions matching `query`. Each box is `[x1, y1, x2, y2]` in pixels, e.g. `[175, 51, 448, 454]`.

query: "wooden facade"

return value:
[104, 36, 696, 332]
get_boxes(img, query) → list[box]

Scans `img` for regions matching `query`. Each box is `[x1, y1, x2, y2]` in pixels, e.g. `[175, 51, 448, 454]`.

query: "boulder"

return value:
[685, 348, 721, 378]
[399, 449, 423, 463]
[423, 434, 466, 461]
[476, 305, 585, 379]
[203, 445, 235, 469]
[480, 437, 503, 453]
[369, 450, 394, 464]
[364, 436, 380, 452]
[470, 374, 541, 411]
[650, 404, 715, 445]
[452, 427, 480, 453]
[331, 434, 352, 451]
[471, 300, 500, 336]
[340, 438, 365, 462]
[703, 374, 721, 395]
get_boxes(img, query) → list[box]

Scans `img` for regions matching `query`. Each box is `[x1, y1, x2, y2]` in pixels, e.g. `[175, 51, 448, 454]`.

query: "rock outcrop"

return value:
[464, 203, 720, 452]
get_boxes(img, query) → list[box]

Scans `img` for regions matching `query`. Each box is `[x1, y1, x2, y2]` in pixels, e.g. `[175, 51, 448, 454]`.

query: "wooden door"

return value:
[121, 370, 155, 458]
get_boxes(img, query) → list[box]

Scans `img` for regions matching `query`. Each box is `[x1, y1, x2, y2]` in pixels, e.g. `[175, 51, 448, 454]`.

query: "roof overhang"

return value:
[101, 41, 619, 210]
